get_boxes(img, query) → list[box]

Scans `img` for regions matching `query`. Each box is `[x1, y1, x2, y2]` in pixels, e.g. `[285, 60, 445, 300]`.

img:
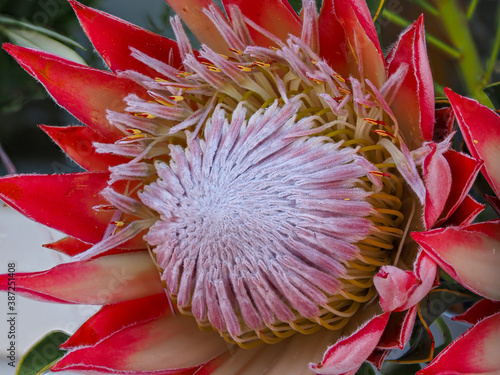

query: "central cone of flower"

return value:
[79, 7, 408, 348]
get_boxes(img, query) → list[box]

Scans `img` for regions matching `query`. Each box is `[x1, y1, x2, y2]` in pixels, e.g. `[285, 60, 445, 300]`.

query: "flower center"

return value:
[82, 10, 411, 348]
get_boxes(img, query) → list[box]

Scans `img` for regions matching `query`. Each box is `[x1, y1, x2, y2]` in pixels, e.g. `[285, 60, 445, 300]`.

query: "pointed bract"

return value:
[223, 0, 301, 47]
[444, 194, 485, 227]
[423, 143, 451, 229]
[0, 252, 163, 304]
[412, 220, 500, 301]
[418, 312, 500, 375]
[433, 107, 454, 142]
[61, 294, 170, 349]
[374, 251, 437, 312]
[435, 150, 482, 226]
[453, 298, 500, 325]
[69, 0, 183, 74]
[333, 0, 385, 87]
[164, 0, 229, 53]
[446, 89, 500, 196]
[0, 172, 112, 243]
[318, 0, 349, 77]
[310, 313, 390, 374]
[386, 16, 434, 146]
[43, 236, 133, 258]
[40, 125, 129, 172]
[52, 314, 230, 374]
[377, 307, 417, 350]
[3, 44, 147, 141]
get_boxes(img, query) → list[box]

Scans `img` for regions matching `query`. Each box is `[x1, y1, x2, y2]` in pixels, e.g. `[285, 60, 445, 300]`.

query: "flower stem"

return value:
[434, 316, 453, 357]
[433, 0, 492, 106]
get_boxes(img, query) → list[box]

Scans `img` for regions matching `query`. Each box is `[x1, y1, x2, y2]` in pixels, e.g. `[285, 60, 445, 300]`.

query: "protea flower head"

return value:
[0, 0, 486, 373]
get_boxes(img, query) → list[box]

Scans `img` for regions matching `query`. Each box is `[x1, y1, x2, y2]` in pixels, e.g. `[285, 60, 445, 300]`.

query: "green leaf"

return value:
[356, 362, 377, 375]
[392, 287, 476, 364]
[288, 0, 302, 14]
[380, 361, 422, 375]
[0, 15, 85, 50]
[392, 317, 433, 363]
[0, 26, 87, 65]
[16, 331, 69, 375]
[484, 82, 500, 109]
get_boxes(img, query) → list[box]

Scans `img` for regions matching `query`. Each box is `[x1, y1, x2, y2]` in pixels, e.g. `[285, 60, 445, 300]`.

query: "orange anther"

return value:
[206, 65, 221, 72]
[333, 72, 346, 83]
[373, 129, 395, 138]
[237, 65, 253, 72]
[364, 118, 387, 126]
[253, 61, 271, 68]
[176, 71, 193, 78]
[130, 112, 155, 119]
[369, 171, 392, 178]
[338, 87, 351, 95]
[228, 48, 243, 55]
[310, 77, 325, 84]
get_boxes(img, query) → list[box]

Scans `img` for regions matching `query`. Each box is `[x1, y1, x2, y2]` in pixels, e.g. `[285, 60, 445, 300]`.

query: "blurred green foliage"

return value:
[0, 0, 99, 114]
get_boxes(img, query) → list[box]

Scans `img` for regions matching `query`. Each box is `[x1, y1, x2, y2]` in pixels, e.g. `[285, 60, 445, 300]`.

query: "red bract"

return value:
[0, 0, 488, 374]
[413, 91, 500, 375]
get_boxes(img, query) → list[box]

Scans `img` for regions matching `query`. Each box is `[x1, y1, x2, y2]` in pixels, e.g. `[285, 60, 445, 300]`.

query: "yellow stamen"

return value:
[228, 48, 243, 55]
[130, 112, 156, 119]
[236, 65, 253, 72]
[338, 87, 351, 95]
[253, 61, 271, 68]
[333, 72, 346, 83]
[373, 129, 395, 138]
[364, 118, 386, 126]
[176, 71, 193, 78]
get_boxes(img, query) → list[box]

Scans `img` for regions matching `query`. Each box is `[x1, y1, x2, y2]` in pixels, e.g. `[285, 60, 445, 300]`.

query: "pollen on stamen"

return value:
[176, 71, 193, 78]
[235, 64, 252, 72]
[373, 129, 395, 138]
[253, 61, 271, 68]
[365, 118, 387, 126]
[130, 112, 156, 119]
[333, 72, 346, 83]
[228, 48, 244, 55]
[370, 171, 393, 178]
[338, 87, 351, 95]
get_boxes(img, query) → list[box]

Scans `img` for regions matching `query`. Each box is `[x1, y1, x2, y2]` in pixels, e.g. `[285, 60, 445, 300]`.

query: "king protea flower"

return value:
[0, 0, 486, 373]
